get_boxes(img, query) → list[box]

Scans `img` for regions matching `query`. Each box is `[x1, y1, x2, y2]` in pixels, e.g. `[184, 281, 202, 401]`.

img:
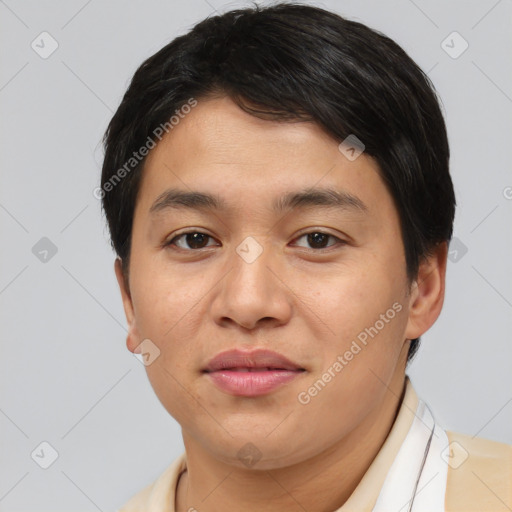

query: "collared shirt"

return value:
[119, 378, 512, 511]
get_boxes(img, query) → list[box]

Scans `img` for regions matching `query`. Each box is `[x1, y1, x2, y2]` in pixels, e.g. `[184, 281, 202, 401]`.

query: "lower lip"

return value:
[206, 370, 303, 397]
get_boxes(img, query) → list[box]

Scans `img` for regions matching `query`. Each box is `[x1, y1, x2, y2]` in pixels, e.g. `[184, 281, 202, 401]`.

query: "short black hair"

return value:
[101, 2, 455, 361]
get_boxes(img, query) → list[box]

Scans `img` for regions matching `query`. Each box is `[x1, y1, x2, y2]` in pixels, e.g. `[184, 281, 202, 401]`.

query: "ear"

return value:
[404, 242, 448, 340]
[114, 258, 139, 353]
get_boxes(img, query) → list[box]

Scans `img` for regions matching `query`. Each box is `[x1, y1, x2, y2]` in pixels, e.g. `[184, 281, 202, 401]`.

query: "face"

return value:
[116, 96, 438, 469]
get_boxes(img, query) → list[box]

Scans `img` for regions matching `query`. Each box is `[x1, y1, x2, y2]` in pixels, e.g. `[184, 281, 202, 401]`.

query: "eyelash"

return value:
[164, 230, 345, 252]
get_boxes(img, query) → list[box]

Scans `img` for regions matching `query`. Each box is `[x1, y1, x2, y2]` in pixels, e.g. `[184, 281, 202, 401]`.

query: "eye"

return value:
[165, 230, 343, 251]
[166, 231, 219, 250]
[292, 231, 343, 250]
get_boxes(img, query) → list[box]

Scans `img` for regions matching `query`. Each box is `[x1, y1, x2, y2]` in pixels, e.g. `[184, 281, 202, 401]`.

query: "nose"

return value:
[210, 238, 293, 331]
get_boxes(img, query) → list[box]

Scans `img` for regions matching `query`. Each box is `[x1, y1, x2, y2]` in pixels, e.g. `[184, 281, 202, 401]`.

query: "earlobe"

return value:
[114, 258, 139, 353]
[404, 242, 448, 340]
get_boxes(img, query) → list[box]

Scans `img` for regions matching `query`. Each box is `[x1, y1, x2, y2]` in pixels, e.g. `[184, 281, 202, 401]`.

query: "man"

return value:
[100, 3, 512, 511]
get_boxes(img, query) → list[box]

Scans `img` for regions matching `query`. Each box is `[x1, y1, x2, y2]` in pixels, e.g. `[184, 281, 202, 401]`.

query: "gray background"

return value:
[1, 0, 511, 510]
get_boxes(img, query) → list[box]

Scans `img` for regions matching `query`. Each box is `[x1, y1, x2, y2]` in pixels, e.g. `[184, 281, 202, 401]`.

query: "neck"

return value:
[176, 372, 407, 512]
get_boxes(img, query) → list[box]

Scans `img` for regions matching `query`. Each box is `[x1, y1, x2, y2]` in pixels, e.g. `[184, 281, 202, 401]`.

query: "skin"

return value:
[115, 96, 447, 512]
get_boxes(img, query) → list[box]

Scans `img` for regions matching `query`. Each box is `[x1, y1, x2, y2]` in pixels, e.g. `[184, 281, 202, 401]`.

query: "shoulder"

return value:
[116, 453, 187, 512]
[445, 430, 512, 511]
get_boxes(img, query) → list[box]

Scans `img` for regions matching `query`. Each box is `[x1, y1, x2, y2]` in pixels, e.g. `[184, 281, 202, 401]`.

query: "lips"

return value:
[203, 349, 305, 397]
[204, 349, 304, 372]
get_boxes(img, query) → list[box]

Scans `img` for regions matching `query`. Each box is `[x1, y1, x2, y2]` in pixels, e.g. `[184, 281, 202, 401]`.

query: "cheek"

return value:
[132, 273, 203, 421]
[131, 264, 201, 337]
[129, 269, 207, 404]
[294, 282, 408, 439]
[292, 256, 406, 338]
[294, 256, 409, 406]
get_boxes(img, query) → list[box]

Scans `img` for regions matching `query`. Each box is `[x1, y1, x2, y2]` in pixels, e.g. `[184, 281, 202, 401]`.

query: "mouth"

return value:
[203, 349, 306, 397]
[212, 367, 296, 372]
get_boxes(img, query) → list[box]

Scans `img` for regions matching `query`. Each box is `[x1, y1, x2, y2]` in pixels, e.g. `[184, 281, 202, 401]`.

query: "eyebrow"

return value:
[149, 187, 368, 215]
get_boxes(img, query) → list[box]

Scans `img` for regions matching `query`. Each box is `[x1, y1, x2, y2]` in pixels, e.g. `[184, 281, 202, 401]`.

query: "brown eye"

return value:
[294, 231, 341, 250]
[168, 232, 217, 250]
[307, 232, 330, 248]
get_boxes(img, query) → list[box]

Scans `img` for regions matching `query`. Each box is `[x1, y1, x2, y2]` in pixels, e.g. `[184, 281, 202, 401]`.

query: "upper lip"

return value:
[203, 349, 304, 372]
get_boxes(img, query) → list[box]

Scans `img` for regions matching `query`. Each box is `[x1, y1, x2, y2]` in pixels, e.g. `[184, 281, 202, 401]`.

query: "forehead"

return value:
[136, 96, 395, 220]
